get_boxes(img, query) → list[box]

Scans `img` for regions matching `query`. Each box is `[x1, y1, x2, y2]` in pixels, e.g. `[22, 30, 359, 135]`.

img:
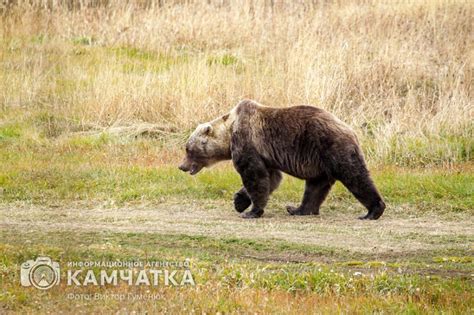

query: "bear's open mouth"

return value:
[179, 159, 204, 175]
[189, 164, 203, 175]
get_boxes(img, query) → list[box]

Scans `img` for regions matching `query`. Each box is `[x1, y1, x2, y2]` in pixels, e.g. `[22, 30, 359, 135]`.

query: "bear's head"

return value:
[179, 114, 232, 175]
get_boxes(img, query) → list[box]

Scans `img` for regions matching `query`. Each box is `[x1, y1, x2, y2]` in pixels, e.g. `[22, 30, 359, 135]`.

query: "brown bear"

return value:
[179, 99, 385, 220]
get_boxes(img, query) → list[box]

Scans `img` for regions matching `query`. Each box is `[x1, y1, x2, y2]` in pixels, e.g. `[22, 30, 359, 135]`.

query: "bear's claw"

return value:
[286, 205, 318, 216]
[234, 192, 252, 213]
[241, 210, 263, 219]
[358, 210, 383, 220]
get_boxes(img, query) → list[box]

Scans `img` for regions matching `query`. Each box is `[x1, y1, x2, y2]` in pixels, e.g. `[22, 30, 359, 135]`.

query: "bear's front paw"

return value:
[286, 205, 318, 216]
[234, 192, 252, 213]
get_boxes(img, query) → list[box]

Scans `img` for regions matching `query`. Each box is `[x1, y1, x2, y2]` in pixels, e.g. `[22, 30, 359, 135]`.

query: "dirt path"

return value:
[1, 202, 473, 257]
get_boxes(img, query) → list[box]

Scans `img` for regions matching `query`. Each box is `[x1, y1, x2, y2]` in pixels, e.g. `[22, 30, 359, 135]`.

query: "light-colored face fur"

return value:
[178, 112, 235, 175]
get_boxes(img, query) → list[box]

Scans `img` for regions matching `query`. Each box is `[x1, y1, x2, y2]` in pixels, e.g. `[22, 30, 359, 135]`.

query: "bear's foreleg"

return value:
[233, 169, 282, 213]
[287, 175, 334, 216]
[232, 150, 273, 219]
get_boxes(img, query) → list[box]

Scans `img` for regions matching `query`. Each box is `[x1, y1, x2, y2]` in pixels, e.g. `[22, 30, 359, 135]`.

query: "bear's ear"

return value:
[203, 125, 213, 135]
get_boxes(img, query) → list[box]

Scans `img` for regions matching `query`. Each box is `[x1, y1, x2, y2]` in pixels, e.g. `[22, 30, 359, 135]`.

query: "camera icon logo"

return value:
[20, 256, 60, 290]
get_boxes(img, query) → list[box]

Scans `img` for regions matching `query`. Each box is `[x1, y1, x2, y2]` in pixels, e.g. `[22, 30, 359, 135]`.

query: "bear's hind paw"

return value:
[286, 205, 317, 216]
[358, 211, 383, 220]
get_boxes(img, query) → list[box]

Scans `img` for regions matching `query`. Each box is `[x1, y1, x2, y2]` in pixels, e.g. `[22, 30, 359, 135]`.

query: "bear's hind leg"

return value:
[287, 175, 334, 216]
[338, 170, 385, 220]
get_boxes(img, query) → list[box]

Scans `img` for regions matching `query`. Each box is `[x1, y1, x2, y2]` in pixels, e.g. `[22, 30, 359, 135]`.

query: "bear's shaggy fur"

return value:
[179, 99, 385, 220]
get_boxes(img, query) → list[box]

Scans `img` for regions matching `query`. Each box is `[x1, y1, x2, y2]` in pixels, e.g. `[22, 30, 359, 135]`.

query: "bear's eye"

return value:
[201, 139, 208, 145]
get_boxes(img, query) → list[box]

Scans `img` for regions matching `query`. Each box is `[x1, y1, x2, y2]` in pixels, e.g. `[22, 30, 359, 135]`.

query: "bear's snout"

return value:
[178, 163, 189, 172]
[178, 158, 192, 172]
[179, 159, 204, 175]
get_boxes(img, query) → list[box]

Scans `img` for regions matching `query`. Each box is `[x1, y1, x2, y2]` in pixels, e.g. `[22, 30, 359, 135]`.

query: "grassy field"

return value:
[1, 0, 473, 314]
[0, 122, 473, 313]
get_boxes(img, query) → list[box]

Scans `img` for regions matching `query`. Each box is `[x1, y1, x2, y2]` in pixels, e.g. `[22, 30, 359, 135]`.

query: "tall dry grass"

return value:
[0, 0, 472, 165]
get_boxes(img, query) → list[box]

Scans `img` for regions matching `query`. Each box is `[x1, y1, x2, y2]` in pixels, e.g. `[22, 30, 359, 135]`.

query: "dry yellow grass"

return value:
[0, 0, 472, 165]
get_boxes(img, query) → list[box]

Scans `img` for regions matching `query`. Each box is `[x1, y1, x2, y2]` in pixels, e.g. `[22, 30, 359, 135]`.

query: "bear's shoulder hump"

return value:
[235, 99, 260, 115]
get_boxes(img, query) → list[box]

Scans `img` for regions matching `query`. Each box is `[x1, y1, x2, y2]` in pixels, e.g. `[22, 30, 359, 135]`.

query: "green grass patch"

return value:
[108, 46, 190, 73]
[71, 36, 95, 46]
[0, 123, 22, 141]
[207, 54, 240, 66]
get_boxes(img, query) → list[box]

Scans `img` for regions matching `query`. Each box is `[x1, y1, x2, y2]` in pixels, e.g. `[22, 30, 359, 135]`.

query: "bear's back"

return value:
[232, 100, 359, 178]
